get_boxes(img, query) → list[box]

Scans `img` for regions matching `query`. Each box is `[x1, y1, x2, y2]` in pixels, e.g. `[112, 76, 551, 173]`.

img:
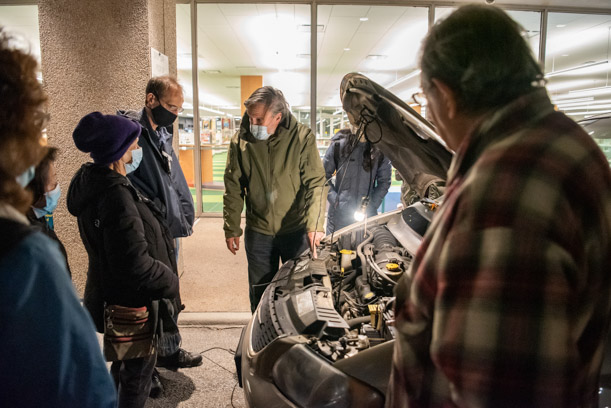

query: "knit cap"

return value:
[72, 112, 141, 165]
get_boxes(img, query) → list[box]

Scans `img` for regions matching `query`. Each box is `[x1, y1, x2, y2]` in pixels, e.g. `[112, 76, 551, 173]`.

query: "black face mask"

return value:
[151, 103, 177, 128]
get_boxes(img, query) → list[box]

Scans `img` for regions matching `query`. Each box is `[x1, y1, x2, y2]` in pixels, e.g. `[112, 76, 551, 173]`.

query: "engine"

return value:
[250, 202, 438, 364]
[306, 225, 411, 362]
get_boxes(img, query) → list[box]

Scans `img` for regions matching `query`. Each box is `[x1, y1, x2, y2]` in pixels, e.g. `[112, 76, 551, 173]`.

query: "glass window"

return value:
[0, 5, 41, 65]
[545, 13, 611, 120]
[175, 3, 197, 211]
[317, 5, 430, 214]
[177, 3, 311, 214]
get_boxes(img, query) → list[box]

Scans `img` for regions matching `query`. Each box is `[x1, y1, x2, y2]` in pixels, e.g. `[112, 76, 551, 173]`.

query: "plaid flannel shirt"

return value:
[388, 89, 611, 408]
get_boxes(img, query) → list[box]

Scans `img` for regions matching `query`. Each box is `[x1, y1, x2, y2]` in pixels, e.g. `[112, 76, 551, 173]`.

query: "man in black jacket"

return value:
[119, 76, 201, 373]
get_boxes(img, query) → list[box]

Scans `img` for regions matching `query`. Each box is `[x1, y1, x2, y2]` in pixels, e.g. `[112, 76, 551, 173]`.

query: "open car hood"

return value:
[340, 72, 454, 187]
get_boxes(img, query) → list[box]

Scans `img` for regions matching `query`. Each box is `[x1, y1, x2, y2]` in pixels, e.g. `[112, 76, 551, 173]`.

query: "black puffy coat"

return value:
[67, 163, 179, 332]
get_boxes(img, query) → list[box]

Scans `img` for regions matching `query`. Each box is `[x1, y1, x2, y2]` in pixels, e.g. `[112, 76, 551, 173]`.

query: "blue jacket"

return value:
[119, 109, 195, 238]
[0, 214, 116, 408]
[323, 135, 392, 234]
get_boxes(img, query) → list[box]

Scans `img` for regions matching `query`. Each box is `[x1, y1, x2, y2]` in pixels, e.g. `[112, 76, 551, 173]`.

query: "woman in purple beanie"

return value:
[67, 112, 179, 408]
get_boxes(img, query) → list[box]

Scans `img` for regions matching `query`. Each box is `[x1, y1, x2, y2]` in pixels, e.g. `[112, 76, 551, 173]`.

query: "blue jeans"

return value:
[110, 352, 156, 408]
[244, 227, 310, 313]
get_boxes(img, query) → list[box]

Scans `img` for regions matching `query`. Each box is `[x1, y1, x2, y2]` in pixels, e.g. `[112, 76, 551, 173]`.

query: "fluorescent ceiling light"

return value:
[366, 54, 387, 60]
[568, 86, 611, 98]
[298, 24, 325, 32]
[570, 109, 611, 116]
[199, 106, 227, 115]
[546, 79, 591, 93]
[557, 98, 609, 108]
[343, 48, 350, 51]
[360, 17, 369, 22]
[556, 24, 567, 28]
[386, 69, 421, 89]
[545, 60, 609, 78]
[560, 103, 611, 111]
[202, 70, 222, 74]
[552, 97, 594, 106]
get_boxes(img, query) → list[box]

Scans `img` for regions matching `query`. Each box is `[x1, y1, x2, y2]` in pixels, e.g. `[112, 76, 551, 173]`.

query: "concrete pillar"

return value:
[39, 0, 177, 294]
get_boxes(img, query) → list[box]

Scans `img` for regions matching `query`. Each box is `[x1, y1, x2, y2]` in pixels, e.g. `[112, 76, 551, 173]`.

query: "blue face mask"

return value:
[43, 183, 61, 214]
[250, 124, 271, 141]
[125, 148, 143, 174]
[16, 166, 35, 188]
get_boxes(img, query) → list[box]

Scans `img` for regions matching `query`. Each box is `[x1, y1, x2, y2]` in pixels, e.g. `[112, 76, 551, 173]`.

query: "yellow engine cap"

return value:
[340, 249, 354, 254]
[386, 263, 401, 271]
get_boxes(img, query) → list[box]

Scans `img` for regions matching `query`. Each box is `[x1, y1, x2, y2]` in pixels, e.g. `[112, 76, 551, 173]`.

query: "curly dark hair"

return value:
[420, 5, 544, 114]
[0, 28, 48, 213]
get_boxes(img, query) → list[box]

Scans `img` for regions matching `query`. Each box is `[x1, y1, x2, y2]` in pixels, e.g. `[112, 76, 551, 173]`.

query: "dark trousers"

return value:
[244, 227, 310, 313]
[110, 352, 156, 408]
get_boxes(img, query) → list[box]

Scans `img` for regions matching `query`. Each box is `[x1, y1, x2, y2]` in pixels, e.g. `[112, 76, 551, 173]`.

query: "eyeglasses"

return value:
[411, 91, 428, 107]
[154, 93, 184, 114]
[161, 99, 184, 114]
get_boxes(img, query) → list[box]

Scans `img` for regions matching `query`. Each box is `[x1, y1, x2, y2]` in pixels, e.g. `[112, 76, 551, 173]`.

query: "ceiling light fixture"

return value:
[366, 54, 387, 60]
[298, 24, 325, 32]
[568, 86, 611, 98]
[343, 48, 350, 51]
[386, 69, 422, 89]
[359, 17, 369, 22]
[199, 106, 227, 116]
[571, 109, 611, 116]
[545, 60, 609, 78]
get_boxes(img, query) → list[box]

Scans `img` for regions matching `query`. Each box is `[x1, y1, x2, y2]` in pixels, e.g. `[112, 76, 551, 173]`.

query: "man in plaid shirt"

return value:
[388, 5, 611, 408]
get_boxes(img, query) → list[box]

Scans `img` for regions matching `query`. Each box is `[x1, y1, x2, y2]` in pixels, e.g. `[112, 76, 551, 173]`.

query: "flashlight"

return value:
[354, 196, 369, 221]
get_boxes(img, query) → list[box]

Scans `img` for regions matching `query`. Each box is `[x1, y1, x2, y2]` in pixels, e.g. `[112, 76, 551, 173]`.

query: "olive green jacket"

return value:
[223, 112, 326, 238]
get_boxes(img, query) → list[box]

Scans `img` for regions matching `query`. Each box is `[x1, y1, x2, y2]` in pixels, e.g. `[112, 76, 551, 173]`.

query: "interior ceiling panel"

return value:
[178, 3, 611, 120]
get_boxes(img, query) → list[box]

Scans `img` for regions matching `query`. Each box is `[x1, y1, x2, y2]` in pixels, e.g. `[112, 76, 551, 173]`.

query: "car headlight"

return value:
[272, 344, 384, 408]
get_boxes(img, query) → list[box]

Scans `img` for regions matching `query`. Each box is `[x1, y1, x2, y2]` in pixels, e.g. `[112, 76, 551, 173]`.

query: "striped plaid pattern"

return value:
[388, 89, 611, 408]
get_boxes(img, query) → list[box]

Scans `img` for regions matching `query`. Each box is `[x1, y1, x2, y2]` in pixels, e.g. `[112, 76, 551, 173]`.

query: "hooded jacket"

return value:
[223, 112, 326, 238]
[323, 133, 392, 234]
[118, 108, 194, 239]
[67, 163, 179, 332]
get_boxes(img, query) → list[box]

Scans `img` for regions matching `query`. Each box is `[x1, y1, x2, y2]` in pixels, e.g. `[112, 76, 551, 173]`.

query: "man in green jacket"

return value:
[223, 86, 326, 312]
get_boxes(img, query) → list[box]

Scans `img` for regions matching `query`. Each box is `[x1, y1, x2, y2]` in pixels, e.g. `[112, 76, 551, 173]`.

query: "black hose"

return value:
[345, 316, 371, 329]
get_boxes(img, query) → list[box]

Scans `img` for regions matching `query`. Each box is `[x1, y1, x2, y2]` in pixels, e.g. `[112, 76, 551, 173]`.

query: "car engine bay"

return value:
[250, 201, 438, 365]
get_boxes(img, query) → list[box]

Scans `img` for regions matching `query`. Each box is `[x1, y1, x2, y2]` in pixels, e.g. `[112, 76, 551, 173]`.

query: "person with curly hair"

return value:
[0, 28, 116, 407]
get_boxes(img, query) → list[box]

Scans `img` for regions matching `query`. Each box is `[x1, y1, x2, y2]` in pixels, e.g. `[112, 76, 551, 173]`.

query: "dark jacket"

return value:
[323, 134, 392, 234]
[118, 109, 194, 238]
[26, 209, 71, 277]
[67, 163, 179, 332]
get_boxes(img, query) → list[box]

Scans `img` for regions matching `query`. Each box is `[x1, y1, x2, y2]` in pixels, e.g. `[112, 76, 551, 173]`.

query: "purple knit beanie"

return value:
[72, 112, 141, 165]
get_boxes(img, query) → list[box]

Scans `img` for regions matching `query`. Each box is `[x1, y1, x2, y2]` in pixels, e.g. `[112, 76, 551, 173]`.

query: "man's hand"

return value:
[308, 231, 325, 259]
[226, 237, 240, 255]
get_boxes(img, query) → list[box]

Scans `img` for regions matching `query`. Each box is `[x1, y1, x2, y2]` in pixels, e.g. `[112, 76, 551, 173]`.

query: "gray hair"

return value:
[244, 86, 290, 119]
